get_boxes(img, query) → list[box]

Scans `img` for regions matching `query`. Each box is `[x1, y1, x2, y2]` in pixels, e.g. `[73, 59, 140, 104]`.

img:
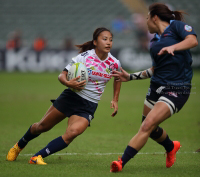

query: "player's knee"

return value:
[150, 126, 163, 140]
[64, 128, 81, 141]
[140, 119, 155, 134]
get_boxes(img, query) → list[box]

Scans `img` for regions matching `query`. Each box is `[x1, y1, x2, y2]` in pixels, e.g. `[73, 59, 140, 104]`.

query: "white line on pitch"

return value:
[1, 151, 198, 157]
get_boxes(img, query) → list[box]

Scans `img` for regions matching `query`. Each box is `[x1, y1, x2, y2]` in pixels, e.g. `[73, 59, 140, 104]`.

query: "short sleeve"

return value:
[65, 54, 83, 70]
[172, 21, 197, 40]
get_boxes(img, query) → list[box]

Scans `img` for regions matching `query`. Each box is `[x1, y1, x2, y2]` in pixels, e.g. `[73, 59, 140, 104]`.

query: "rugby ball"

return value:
[67, 62, 88, 92]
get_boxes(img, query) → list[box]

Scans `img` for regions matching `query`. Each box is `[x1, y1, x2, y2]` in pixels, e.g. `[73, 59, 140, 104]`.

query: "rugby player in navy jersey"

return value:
[6, 27, 122, 165]
[110, 3, 198, 172]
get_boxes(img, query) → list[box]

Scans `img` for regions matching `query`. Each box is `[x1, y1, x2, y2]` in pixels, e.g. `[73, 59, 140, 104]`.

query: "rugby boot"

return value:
[166, 141, 181, 168]
[6, 143, 22, 161]
[29, 155, 47, 165]
[110, 157, 123, 172]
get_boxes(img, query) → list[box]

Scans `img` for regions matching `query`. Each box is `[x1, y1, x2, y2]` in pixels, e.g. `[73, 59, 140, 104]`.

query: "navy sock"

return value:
[18, 126, 40, 149]
[158, 135, 174, 152]
[34, 136, 68, 158]
[121, 146, 138, 167]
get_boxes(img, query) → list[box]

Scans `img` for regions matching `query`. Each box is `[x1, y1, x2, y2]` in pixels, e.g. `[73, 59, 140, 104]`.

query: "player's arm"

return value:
[158, 35, 198, 56]
[111, 67, 154, 82]
[58, 70, 86, 90]
[111, 79, 121, 117]
[129, 67, 154, 80]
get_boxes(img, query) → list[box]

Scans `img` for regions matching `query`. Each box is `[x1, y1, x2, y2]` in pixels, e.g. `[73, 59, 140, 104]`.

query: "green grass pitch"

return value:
[0, 71, 200, 177]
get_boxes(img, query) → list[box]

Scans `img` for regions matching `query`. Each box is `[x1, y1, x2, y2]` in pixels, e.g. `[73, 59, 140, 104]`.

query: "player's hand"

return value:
[111, 67, 130, 82]
[110, 100, 118, 117]
[67, 76, 86, 91]
[158, 46, 175, 56]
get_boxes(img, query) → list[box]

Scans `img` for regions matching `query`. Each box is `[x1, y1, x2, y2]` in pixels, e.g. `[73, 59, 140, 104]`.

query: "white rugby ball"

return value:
[67, 62, 88, 92]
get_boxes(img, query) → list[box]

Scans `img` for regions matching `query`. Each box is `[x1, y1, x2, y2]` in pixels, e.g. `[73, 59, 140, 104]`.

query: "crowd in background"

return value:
[5, 30, 76, 52]
[111, 13, 154, 52]
[5, 12, 154, 53]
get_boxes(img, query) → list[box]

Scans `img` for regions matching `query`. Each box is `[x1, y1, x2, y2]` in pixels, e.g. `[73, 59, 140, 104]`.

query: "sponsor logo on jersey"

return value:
[92, 71, 111, 78]
[88, 68, 92, 75]
[184, 25, 192, 32]
[81, 51, 89, 57]
[109, 63, 115, 73]
[163, 32, 172, 37]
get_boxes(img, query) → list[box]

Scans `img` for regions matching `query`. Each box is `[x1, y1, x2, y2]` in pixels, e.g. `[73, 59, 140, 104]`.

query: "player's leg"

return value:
[29, 115, 89, 165]
[111, 102, 171, 172]
[126, 102, 171, 156]
[62, 115, 89, 144]
[31, 105, 66, 134]
[6, 105, 66, 161]
[144, 96, 182, 167]
[142, 99, 174, 153]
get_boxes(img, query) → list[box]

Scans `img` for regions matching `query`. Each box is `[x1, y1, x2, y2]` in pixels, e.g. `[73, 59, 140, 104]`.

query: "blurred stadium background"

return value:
[0, 0, 199, 72]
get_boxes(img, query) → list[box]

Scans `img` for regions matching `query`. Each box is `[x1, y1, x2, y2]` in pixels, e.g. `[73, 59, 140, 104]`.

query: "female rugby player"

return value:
[7, 27, 121, 165]
[110, 3, 198, 172]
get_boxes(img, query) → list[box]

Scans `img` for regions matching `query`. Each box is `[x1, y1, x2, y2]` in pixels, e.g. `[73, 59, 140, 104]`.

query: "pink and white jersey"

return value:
[65, 49, 121, 103]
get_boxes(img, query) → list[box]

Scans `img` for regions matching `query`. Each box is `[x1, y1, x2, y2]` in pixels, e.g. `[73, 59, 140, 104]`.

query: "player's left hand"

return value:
[158, 46, 175, 56]
[110, 100, 118, 117]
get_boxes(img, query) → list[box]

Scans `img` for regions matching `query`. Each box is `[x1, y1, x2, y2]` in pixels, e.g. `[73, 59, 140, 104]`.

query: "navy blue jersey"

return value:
[150, 20, 197, 87]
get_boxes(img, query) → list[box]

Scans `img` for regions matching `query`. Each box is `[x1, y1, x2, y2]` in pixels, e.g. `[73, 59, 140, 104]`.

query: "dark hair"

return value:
[75, 27, 113, 53]
[149, 3, 187, 23]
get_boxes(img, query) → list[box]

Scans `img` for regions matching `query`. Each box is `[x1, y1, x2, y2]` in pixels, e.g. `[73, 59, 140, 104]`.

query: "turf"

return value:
[0, 71, 200, 177]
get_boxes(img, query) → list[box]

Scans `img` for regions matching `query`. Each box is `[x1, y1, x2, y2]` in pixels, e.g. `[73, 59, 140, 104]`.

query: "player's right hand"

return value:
[67, 76, 86, 91]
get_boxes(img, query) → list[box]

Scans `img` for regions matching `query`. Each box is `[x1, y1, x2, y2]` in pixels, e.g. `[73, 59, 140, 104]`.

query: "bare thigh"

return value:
[141, 102, 171, 133]
[143, 102, 168, 142]
[31, 105, 66, 134]
[143, 104, 152, 117]
[62, 115, 89, 144]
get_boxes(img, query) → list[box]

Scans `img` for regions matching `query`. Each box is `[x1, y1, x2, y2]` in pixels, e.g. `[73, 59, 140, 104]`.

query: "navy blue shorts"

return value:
[51, 89, 98, 123]
[146, 82, 190, 114]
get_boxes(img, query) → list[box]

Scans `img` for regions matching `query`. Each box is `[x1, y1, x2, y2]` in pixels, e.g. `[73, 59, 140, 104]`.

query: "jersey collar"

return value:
[153, 20, 175, 41]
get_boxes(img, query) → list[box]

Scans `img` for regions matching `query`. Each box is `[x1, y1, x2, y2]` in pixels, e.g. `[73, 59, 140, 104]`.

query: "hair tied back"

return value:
[172, 11, 175, 17]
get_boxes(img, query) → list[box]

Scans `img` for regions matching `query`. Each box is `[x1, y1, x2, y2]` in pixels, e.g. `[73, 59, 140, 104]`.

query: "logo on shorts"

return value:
[88, 115, 92, 121]
[147, 88, 151, 96]
[184, 25, 192, 32]
[168, 92, 178, 97]
[156, 86, 165, 94]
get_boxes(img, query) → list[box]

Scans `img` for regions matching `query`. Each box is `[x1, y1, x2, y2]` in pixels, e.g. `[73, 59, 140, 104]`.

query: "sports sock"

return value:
[18, 126, 40, 149]
[121, 145, 138, 167]
[34, 136, 68, 158]
[158, 135, 174, 152]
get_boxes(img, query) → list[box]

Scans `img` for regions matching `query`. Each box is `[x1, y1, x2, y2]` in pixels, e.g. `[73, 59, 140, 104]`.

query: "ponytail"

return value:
[149, 3, 188, 23]
[172, 10, 187, 21]
[75, 41, 95, 53]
